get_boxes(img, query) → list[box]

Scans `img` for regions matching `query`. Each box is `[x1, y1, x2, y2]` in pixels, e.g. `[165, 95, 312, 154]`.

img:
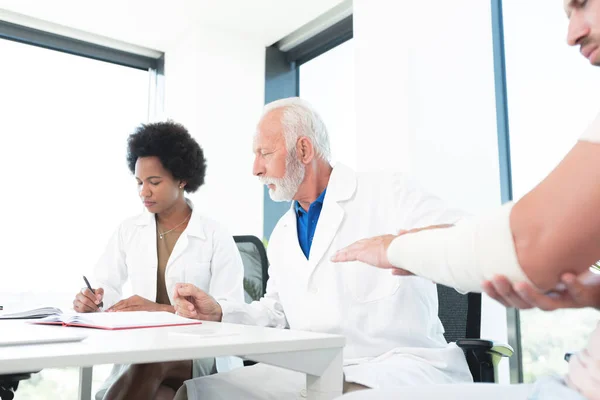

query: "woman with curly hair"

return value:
[72, 121, 244, 400]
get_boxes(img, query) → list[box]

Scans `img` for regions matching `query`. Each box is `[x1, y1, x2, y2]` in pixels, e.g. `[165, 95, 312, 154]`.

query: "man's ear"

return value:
[297, 137, 315, 164]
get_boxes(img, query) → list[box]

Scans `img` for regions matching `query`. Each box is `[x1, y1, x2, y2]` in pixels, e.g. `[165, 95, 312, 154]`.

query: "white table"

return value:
[0, 320, 345, 400]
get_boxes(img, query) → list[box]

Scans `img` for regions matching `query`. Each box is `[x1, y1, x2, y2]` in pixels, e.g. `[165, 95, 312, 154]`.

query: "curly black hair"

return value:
[126, 121, 207, 193]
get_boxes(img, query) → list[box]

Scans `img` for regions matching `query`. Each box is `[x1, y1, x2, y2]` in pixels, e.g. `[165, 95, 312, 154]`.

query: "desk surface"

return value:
[0, 320, 345, 375]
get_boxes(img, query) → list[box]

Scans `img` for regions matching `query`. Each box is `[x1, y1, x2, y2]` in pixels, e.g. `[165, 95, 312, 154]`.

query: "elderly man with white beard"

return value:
[170, 97, 473, 400]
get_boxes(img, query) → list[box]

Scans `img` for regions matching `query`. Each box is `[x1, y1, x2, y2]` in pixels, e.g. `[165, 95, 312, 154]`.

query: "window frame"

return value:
[0, 20, 164, 120]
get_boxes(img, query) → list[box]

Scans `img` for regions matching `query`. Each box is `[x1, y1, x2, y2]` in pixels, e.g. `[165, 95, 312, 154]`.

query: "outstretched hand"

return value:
[331, 224, 454, 276]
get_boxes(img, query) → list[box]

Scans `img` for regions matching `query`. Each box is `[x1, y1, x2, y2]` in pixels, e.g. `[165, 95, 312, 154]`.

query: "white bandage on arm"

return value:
[579, 111, 600, 143]
[387, 201, 533, 293]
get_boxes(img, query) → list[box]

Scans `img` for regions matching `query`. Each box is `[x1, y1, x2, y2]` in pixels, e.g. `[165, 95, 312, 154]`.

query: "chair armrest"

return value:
[456, 339, 513, 357]
[456, 338, 493, 351]
[455, 339, 513, 383]
[491, 342, 514, 358]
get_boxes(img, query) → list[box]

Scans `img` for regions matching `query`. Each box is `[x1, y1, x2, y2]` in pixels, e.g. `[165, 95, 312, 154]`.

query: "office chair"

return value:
[0, 373, 33, 400]
[233, 235, 269, 304]
[437, 285, 513, 383]
[233, 235, 270, 368]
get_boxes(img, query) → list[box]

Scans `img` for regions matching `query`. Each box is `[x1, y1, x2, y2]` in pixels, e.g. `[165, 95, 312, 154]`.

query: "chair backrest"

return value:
[437, 285, 481, 342]
[437, 285, 484, 381]
[233, 235, 269, 304]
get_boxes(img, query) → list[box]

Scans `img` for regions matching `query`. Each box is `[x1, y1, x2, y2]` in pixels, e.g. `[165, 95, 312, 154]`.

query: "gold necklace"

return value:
[158, 213, 191, 240]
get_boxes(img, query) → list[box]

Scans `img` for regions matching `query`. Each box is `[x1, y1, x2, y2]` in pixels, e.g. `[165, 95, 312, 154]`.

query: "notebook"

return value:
[31, 311, 202, 330]
[0, 307, 62, 320]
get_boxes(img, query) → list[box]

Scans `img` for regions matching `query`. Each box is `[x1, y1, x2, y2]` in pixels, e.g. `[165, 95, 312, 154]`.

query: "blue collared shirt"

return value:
[295, 189, 327, 259]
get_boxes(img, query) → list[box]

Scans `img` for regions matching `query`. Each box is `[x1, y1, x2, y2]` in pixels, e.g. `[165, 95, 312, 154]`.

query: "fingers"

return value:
[95, 287, 104, 303]
[332, 236, 396, 268]
[74, 289, 99, 312]
[331, 242, 362, 263]
[482, 280, 502, 302]
[107, 298, 129, 312]
[73, 296, 97, 313]
[173, 285, 181, 300]
[106, 296, 160, 312]
[482, 277, 513, 308]
[485, 274, 580, 311]
[391, 268, 413, 276]
[173, 297, 198, 319]
[513, 281, 570, 311]
[562, 273, 584, 297]
[80, 288, 98, 303]
[107, 296, 145, 312]
[175, 284, 206, 299]
[561, 273, 592, 307]
[487, 275, 534, 309]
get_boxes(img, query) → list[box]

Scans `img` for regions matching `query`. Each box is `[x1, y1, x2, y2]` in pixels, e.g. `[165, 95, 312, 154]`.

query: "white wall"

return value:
[163, 25, 265, 238]
[354, 0, 510, 382]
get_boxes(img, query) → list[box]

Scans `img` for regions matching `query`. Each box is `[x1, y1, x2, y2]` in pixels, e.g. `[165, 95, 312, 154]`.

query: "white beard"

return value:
[259, 152, 305, 202]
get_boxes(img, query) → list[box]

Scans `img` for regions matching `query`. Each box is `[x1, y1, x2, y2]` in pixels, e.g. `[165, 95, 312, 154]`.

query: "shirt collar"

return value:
[294, 188, 327, 216]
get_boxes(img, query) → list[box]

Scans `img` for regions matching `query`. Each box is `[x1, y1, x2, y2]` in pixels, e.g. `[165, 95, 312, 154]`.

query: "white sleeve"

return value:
[207, 227, 245, 304]
[93, 225, 128, 308]
[220, 244, 288, 328]
[579, 111, 600, 143]
[387, 202, 532, 293]
[206, 227, 247, 373]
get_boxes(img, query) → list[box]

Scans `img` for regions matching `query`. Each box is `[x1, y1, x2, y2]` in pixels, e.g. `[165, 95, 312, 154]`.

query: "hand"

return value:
[73, 287, 104, 313]
[483, 271, 600, 311]
[173, 283, 222, 321]
[107, 295, 168, 312]
[331, 234, 401, 270]
[331, 224, 453, 275]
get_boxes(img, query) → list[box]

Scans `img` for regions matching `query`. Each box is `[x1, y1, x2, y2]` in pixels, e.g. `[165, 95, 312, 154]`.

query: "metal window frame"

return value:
[490, 0, 524, 384]
[262, 15, 352, 240]
[285, 15, 353, 67]
[262, 46, 299, 240]
[0, 19, 165, 122]
[148, 55, 166, 121]
[0, 20, 159, 70]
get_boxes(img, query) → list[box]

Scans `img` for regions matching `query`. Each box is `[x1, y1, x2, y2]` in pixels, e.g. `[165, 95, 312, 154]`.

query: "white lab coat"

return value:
[93, 200, 244, 398]
[94, 201, 244, 311]
[220, 163, 473, 391]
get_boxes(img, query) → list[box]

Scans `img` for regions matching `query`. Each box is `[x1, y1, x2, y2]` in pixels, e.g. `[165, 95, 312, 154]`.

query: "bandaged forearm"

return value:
[387, 202, 532, 293]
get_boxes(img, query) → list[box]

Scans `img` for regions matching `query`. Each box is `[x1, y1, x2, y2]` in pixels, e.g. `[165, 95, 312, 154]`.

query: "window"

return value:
[502, 0, 600, 382]
[299, 39, 356, 170]
[0, 36, 154, 398]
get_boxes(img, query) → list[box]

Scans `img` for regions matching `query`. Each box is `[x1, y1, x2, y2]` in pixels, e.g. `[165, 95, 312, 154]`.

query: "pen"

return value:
[83, 275, 104, 309]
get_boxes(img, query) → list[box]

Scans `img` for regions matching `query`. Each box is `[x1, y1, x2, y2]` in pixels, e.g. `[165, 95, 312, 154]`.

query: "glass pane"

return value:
[0, 38, 150, 398]
[502, 0, 600, 382]
[299, 39, 356, 170]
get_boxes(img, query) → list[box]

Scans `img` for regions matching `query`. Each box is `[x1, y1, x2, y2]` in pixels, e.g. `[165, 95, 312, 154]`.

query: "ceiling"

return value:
[0, 0, 346, 51]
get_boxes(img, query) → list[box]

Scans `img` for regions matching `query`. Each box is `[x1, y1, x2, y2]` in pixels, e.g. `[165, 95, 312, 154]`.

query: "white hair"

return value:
[261, 97, 331, 162]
